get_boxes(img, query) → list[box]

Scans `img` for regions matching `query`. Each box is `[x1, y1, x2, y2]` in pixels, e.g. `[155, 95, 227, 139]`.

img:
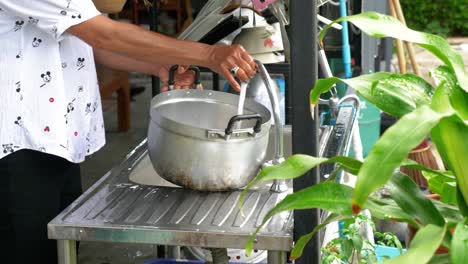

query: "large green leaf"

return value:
[239, 155, 362, 209]
[289, 213, 351, 260]
[451, 219, 468, 264]
[320, 12, 468, 92]
[244, 182, 354, 255]
[387, 172, 445, 226]
[430, 116, 468, 208]
[428, 86, 454, 167]
[352, 106, 445, 211]
[310, 73, 434, 118]
[383, 224, 447, 264]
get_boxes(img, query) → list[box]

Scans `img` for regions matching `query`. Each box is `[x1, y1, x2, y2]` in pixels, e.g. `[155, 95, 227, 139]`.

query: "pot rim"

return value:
[149, 90, 272, 141]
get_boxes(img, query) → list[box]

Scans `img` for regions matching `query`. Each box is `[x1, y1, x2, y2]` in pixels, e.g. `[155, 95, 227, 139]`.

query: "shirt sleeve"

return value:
[0, 0, 101, 41]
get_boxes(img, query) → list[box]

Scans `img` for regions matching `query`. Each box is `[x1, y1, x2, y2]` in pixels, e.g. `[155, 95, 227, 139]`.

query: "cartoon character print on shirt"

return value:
[60, 139, 69, 150]
[59, 8, 81, 20]
[28, 17, 39, 25]
[13, 20, 24, 32]
[71, 13, 82, 19]
[76, 57, 85, 70]
[64, 98, 76, 124]
[40, 71, 52, 87]
[2, 144, 19, 154]
[15, 81, 23, 101]
[66, 0, 72, 9]
[85, 133, 91, 153]
[32, 37, 42, 48]
[85, 103, 92, 115]
[51, 25, 58, 39]
[14, 116, 23, 127]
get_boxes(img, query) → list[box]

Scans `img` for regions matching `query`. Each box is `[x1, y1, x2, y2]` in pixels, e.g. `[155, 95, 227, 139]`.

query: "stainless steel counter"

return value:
[48, 138, 294, 264]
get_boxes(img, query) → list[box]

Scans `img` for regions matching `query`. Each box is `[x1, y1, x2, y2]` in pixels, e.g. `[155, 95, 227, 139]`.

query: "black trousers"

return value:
[0, 149, 82, 264]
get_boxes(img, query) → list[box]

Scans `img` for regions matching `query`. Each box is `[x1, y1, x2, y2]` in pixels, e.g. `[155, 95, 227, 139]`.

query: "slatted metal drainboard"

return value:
[48, 140, 293, 251]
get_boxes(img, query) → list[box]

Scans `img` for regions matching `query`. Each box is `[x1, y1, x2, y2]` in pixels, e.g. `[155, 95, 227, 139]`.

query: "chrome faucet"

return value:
[255, 60, 288, 193]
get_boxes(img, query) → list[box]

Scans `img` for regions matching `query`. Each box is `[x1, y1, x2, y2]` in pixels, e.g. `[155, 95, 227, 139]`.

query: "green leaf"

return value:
[430, 66, 468, 121]
[427, 254, 451, 264]
[423, 170, 458, 205]
[432, 199, 464, 223]
[383, 224, 446, 264]
[365, 198, 420, 228]
[458, 187, 468, 218]
[430, 116, 468, 208]
[290, 213, 351, 260]
[353, 106, 445, 211]
[310, 73, 434, 118]
[264, 182, 354, 221]
[245, 182, 354, 256]
[239, 155, 362, 210]
[320, 12, 468, 93]
[387, 172, 445, 226]
[423, 170, 456, 192]
[400, 159, 450, 178]
[451, 219, 468, 264]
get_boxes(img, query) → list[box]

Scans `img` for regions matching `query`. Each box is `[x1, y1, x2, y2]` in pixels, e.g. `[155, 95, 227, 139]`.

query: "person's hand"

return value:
[159, 65, 201, 92]
[207, 44, 257, 91]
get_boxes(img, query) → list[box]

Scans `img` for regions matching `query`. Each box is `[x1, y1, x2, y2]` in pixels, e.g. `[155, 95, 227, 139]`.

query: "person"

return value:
[0, 1, 256, 263]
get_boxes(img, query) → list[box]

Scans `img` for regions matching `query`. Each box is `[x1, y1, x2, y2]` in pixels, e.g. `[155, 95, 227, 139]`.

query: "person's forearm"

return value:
[93, 47, 162, 76]
[69, 16, 215, 69]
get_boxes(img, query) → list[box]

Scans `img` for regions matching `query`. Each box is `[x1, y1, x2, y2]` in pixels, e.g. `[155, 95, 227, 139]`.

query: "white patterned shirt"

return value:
[0, 0, 105, 163]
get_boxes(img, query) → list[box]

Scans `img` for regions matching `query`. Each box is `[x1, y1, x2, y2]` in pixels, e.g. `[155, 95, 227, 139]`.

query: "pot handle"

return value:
[168, 65, 202, 90]
[225, 114, 262, 135]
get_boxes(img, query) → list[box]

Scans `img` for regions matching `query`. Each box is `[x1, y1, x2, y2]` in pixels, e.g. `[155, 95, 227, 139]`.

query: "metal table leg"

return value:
[57, 240, 77, 264]
[267, 250, 287, 264]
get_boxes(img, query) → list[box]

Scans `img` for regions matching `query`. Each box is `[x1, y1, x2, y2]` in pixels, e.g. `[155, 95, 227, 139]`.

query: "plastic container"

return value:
[375, 245, 406, 261]
[356, 96, 381, 157]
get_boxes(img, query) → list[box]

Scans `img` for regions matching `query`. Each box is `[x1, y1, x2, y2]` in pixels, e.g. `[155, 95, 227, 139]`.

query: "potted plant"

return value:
[240, 11, 468, 263]
[321, 214, 404, 264]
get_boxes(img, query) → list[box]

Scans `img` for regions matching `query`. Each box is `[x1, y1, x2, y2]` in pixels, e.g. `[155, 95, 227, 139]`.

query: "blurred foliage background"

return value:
[401, 0, 468, 36]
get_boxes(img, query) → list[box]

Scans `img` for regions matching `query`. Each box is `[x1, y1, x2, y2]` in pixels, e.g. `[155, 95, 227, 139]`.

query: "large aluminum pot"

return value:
[148, 88, 271, 191]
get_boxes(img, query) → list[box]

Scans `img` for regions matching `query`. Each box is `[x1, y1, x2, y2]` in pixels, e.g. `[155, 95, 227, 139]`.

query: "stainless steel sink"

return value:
[129, 126, 293, 187]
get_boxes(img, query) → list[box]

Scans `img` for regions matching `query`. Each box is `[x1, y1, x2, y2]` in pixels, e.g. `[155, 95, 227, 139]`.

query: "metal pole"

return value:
[150, 0, 161, 97]
[267, 250, 287, 264]
[290, 0, 320, 264]
[57, 240, 77, 264]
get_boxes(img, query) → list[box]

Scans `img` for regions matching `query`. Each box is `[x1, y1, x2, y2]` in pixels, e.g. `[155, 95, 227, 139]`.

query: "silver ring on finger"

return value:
[230, 66, 240, 76]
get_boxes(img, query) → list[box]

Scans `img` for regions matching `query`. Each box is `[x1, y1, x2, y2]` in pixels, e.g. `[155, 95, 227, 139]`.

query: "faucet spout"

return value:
[255, 60, 287, 193]
[255, 60, 284, 163]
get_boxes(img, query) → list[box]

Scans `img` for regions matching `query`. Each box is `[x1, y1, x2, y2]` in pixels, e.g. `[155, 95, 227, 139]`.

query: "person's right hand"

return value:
[206, 44, 257, 91]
